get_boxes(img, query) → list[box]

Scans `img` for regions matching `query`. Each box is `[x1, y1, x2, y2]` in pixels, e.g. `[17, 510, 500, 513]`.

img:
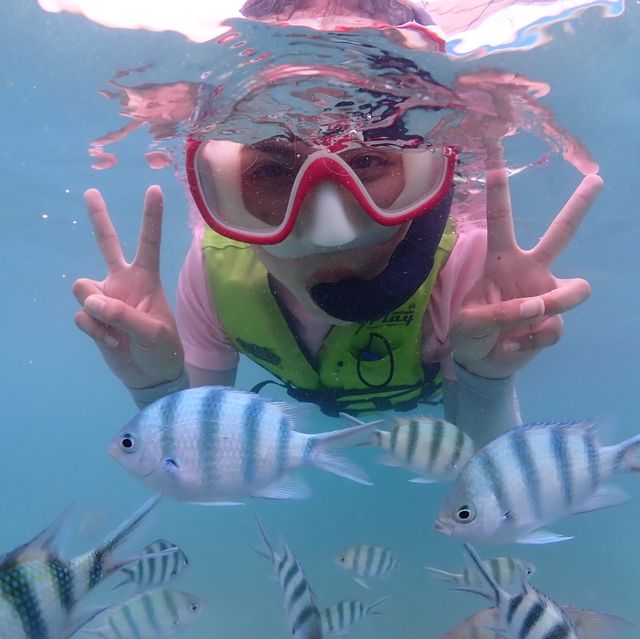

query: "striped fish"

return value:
[435, 420, 640, 544]
[109, 387, 380, 505]
[375, 417, 474, 482]
[320, 597, 388, 635]
[81, 588, 204, 638]
[334, 545, 398, 589]
[452, 544, 632, 639]
[255, 520, 323, 639]
[113, 540, 188, 593]
[427, 555, 536, 596]
[439, 606, 634, 639]
[0, 495, 160, 639]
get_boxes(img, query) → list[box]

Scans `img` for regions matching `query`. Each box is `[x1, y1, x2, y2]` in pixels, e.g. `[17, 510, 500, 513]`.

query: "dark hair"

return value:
[240, 0, 434, 26]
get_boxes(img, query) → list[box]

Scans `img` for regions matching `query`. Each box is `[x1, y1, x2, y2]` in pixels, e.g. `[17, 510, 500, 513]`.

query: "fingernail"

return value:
[520, 298, 544, 319]
[104, 335, 119, 348]
[85, 295, 105, 315]
[504, 342, 521, 352]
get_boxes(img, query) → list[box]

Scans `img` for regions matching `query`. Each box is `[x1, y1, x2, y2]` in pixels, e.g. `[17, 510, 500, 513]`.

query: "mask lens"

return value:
[190, 138, 454, 240]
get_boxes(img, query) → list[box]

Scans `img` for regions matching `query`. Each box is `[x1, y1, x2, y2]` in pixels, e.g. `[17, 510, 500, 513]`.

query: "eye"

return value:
[119, 433, 138, 453]
[454, 503, 476, 524]
[190, 604, 199, 612]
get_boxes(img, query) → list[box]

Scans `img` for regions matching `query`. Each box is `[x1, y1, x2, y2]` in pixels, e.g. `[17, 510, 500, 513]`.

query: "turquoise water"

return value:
[2, 2, 640, 638]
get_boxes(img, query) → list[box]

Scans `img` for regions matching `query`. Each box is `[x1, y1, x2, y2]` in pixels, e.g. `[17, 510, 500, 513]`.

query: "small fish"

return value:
[255, 519, 323, 639]
[110, 387, 380, 505]
[427, 555, 536, 596]
[113, 539, 189, 592]
[334, 545, 398, 589]
[320, 597, 388, 635]
[435, 420, 640, 544]
[375, 417, 474, 482]
[439, 606, 634, 639]
[454, 544, 632, 639]
[81, 588, 205, 638]
[0, 495, 159, 639]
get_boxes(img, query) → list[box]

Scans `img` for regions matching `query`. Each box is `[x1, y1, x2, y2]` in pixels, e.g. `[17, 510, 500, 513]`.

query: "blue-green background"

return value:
[1, 1, 639, 637]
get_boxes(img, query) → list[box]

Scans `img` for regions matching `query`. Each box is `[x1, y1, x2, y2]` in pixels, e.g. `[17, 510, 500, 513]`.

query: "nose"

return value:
[301, 182, 359, 247]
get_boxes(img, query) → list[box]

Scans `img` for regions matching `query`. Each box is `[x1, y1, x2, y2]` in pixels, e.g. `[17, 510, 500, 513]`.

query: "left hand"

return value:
[449, 153, 603, 379]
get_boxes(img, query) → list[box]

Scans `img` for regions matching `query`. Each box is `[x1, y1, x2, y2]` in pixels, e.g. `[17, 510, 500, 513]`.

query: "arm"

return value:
[447, 146, 602, 444]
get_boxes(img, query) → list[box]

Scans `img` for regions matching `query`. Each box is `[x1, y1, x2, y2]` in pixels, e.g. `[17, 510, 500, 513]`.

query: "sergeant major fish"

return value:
[334, 545, 398, 589]
[375, 417, 474, 483]
[320, 597, 388, 635]
[255, 520, 323, 639]
[113, 539, 188, 593]
[427, 555, 536, 597]
[109, 387, 380, 505]
[0, 495, 159, 639]
[82, 588, 204, 638]
[450, 544, 632, 639]
[435, 419, 640, 544]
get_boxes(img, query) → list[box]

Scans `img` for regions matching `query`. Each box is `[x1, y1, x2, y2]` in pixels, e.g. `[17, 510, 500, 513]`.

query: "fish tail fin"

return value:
[339, 413, 385, 447]
[461, 544, 508, 607]
[425, 566, 460, 585]
[309, 416, 383, 485]
[110, 567, 135, 591]
[614, 433, 640, 472]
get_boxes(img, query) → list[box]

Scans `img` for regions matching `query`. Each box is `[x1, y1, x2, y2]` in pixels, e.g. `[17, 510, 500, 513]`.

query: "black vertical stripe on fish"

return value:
[162, 589, 180, 626]
[520, 602, 544, 638]
[507, 594, 525, 624]
[450, 427, 466, 470]
[122, 601, 143, 638]
[428, 419, 445, 469]
[199, 397, 220, 485]
[283, 562, 299, 594]
[551, 430, 573, 508]
[0, 562, 50, 639]
[326, 606, 335, 632]
[542, 623, 572, 639]
[390, 424, 399, 453]
[406, 419, 420, 464]
[46, 556, 75, 615]
[349, 600, 358, 624]
[584, 434, 600, 491]
[338, 599, 345, 629]
[108, 615, 126, 639]
[276, 417, 291, 476]
[511, 431, 543, 520]
[160, 396, 179, 463]
[142, 591, 162, 636]
[289, 579, 308, 607]
[489, 558, 502, 585]
[243, 398, 264, 486]
[292, 603, 318, 634]
[478, 450, 511, 516]
[364, 546, 377, 576]
[88, 549, 106, 590]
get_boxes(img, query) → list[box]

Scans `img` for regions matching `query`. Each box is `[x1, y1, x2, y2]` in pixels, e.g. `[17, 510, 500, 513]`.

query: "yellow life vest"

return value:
[202, 222, 456, 415]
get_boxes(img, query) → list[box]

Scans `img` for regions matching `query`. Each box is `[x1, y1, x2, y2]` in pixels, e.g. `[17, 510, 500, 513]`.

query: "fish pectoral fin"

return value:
[185, 500, 245, 507]
[515, 529, 574, 544]
[63, 604, 111, 638]
[378, 455, 403, 468]
[353, 577, 370, 589]
[252, 475, 312, 500]
[572, 484, 629, 515]
[408, 476, 438, 484]
[562, 604, 635, 637]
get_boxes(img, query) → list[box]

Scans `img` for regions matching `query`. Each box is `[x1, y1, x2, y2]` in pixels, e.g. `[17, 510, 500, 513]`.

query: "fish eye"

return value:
[454, 503, 476, 523]
[190, 603, 199, 612]
[119, 433, 138, 453]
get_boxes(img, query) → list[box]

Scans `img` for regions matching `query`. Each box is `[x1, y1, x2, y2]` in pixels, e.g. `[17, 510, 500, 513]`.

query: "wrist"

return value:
[127, 368, 190, 410]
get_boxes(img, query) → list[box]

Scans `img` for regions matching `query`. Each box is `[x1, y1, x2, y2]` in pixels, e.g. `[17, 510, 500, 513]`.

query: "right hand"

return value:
[73, 185, 184, 389]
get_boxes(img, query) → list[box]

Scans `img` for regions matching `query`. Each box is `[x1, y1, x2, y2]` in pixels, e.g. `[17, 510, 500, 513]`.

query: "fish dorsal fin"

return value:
[513, 420, 599, 436]
[0, 502, 74, 568]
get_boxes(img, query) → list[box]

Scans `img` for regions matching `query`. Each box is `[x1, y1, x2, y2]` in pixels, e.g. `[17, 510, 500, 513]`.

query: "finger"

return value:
[83, 294, 163, 344]
[84, 188, 126, 272]
[453, 296, 546, 339]
[537, 278, 591, 316]
[502, 315, 563, 354]
[72, 277, 102, 305]
[133, 185, 164, 272]
[533, 174, 604, 266]
[75, 310, 120, 348]
[485, 163, 516, 254]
